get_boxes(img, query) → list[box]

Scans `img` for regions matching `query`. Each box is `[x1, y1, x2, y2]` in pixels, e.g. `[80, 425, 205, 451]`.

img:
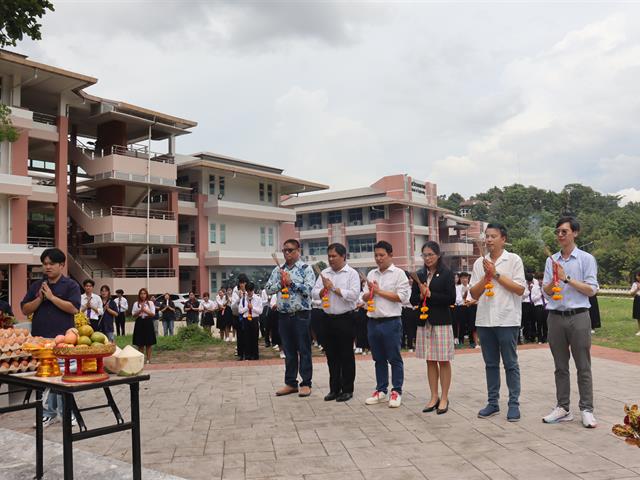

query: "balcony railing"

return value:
[91, 268, 176, 279]
[178, 245, 196, 252]
[32, 111, 57, 126]
[93, 170, 176, 186]
[72, 198, 175, 220]
[26, 236, 54, 247]
[178, 192, 195, 202]
[111, 145, 175, 164]
[93, 232, 177, 245]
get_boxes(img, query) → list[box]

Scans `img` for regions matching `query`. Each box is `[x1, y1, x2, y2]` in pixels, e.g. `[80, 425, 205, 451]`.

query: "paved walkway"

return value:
[3, 346, 640, 480]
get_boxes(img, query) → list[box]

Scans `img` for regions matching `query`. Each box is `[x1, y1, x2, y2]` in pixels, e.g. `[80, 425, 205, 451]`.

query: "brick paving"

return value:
[2, 346, 640, 480]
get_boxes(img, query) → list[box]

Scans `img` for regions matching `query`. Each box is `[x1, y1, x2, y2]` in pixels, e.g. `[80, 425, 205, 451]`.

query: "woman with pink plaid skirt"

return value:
[415, 241, 457, 415]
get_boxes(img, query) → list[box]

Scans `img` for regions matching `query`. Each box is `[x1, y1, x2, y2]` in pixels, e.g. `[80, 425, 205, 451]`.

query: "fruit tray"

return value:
[53, 344, 116, 357]
[53, 344, 116, 383]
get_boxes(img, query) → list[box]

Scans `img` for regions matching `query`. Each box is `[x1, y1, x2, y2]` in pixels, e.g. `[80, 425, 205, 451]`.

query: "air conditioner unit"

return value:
[311, 224, 321, 230]
[351, 220, 362, 226]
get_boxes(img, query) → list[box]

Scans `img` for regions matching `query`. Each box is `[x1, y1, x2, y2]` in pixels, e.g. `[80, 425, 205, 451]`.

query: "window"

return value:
[219, 176, 225, 196]
[267, 184, 273, 202]
[210, 271, 218, 292]
[220, 224, 226, 244]
[259, 183, 265, 201]
[295, 215, 303, 228]
[307, 240, 328, 256]
[210, 223, 216, 244]
[309, 212, 322, 227]
[348, 208, 363, 224]
[328, 210, 342, 224]
[178, 223, 189, 232]
[268, 227, 274, 247]
[348, 236, 376, 254]
[176, 175, 189, 187]
[209, 175, 216, 195]
[369, 206, 385, 221]
[260, 226, 266, 247]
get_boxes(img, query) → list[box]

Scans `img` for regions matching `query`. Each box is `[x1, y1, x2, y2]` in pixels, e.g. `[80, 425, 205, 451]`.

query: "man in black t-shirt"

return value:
[21, 248, 81, 427]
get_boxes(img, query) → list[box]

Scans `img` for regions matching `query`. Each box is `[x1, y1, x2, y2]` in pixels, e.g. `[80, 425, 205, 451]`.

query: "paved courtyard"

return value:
[2, 346, 640, 480]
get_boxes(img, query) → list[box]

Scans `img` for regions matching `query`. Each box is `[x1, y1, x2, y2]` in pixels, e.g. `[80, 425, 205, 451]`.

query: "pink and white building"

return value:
[282, 174, 484, 273]
[0, 50, 326, 316]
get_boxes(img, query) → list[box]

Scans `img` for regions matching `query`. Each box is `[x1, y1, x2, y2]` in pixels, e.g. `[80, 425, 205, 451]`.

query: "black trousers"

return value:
[311, 308, 325, 347]
[259, 312, 270, 345]
[237, 317, 259, 360]
[454, 306, 466, 343]
[323, 312, 356, 394]
[268, 309, 281, 346]
[354, 309, 369, 349]
[535, 305, 548, 342]
[401, 307, 417, 349]
[115, 312, 126, 336]
[522, 302, 536, 341]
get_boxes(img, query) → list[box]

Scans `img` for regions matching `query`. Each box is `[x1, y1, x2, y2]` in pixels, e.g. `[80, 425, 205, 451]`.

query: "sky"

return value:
[14, 1, 640, 203]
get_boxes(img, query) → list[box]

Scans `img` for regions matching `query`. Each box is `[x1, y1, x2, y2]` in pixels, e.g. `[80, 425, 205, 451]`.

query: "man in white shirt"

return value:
[362, 241, 411, 408]
[312, 243, 361, 403]
[114, 289, 128, 336]
[81, 279, 103, 331]
[470, 223, 526, 422]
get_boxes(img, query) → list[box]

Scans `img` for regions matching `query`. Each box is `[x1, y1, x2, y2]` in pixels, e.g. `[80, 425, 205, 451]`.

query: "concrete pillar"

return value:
[55, 116, 68, 271]
[169, 191, 179, 271]
[10, 130, 29, 319]
[194, 193, 208, 294]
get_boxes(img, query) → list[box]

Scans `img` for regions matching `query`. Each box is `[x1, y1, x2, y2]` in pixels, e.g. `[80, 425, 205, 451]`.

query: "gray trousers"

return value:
[547, 311, 593, 412]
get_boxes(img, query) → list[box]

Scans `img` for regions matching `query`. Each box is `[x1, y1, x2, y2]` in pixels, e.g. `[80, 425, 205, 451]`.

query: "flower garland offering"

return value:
[367, 285, 376, 312]
[484, 275, 495, 297]
[247, 303, 253, 321]
[321, 290, 330, 309]
[551, 262, 563, 301]
[419, 298, 429, 321]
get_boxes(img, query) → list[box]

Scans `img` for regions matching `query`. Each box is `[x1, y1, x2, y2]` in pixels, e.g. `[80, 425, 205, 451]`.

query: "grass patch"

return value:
[115, 324, 222, 352]
[592, 296, 640, 352]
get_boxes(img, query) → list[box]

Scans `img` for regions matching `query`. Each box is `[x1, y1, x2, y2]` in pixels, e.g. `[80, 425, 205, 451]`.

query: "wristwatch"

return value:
[494, 272, 501, 280]
[563, 276, 571, 284]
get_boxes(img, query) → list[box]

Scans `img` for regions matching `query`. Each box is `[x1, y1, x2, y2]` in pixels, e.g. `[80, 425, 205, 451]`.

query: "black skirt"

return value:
[132, 316, 156, 346]
[633, 296, 640, 320]
[201, 312, 215, 327]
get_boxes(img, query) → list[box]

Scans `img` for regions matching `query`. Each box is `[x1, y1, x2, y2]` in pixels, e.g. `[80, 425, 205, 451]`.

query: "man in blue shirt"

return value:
[541, 217, 598, 428]
[266, 239, 316, 397]
[21, 248, 81, 428]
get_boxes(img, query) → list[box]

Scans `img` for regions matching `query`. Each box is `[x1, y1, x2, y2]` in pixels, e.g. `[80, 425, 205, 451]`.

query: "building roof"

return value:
[176, 152, 328, 195]
[282, 187, 384, 206]
[0, 49, 97, 87]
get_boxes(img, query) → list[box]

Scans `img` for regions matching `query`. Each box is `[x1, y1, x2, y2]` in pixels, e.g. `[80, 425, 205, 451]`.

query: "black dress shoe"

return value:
[436, 400, 449, 415]
[324, 392, 339, 401]
[335, 392, 353, 402]
[422, 398, 440, 413]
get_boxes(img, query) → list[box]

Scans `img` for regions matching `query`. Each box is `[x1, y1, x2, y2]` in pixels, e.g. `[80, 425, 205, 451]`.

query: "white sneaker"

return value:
[581, 410, 597, 428]
[542, 406, 573, 424]
[273, 345, 280, 351]
[40, 416, 60, 428]
[354, 347, 363, 354]
[454, 338, 459, 345]
[635, 331, 640, 336]
[279, 352, 286, 359]
[388, 391, 402, 408]
[408, 349, 414, 353]
[365, 391, 388, 405]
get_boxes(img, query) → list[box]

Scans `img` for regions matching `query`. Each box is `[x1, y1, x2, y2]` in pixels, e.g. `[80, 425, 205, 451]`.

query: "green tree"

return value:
[437, 192, 464, 212]
[0, 0, 54, 47]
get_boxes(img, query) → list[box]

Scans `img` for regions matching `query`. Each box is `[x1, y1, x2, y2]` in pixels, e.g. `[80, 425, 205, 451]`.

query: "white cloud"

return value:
[615, 188, 640, 206]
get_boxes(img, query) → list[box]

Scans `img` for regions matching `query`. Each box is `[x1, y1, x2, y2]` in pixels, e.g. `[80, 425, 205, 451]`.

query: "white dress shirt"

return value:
[115, 296, 128, 314]
[471, 250, 526, 327]
[81, 293, 103, 320]
[238, 294, 263, 318]
[131, 301, 155, 318]
[200, 299, 217, 312]
[455, 284, 471, 306]
[311, 263, 361, 315]
[216, 294, 227, 308]
[362, 264, 411, 319]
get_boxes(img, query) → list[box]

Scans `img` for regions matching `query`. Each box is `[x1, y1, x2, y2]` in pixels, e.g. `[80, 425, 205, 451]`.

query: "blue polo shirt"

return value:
[21, 276, 82, 338]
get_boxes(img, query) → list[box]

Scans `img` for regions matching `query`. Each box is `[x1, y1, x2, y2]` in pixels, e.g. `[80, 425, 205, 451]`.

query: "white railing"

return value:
[93, 233, 177, 245]
[26, 236, 54, 247]
[92, 268, 176, 279]
[71, 198, 176, 220]
[93, 170, 176, 186]
[72, 141, 174, 164]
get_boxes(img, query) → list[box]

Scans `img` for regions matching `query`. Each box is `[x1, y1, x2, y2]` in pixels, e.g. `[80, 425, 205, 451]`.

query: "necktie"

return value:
[529, 289, 533, 303]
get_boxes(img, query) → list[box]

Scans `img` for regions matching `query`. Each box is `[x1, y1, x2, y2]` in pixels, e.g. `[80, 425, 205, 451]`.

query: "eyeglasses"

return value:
[421, 253, 437, 258]
[554, 229, 571, 236]
[282, 248, 297, 254]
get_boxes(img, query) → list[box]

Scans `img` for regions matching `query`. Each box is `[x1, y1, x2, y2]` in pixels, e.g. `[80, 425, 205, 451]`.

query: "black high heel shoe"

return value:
[436, 400, 449, 415]
[422, 398, 440, 413]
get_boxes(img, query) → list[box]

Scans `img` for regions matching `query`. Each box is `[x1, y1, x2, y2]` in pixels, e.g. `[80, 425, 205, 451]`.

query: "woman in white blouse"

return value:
[132, 288, 156, 364]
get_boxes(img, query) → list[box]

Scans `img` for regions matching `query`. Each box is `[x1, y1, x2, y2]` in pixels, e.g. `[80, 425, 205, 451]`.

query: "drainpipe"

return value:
[146, 123, 152, 291]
